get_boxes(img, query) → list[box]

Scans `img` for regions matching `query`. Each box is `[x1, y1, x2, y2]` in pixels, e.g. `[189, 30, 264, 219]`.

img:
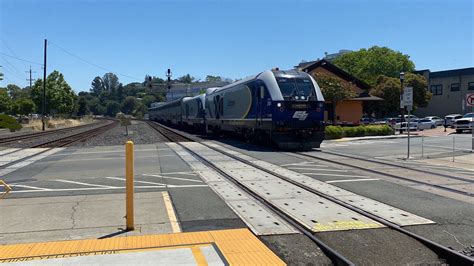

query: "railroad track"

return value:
[145, 121, 193, 142]
[146, 121, 474, 265]
[294, 151, 473, 197]
[0, 120, 119, 170]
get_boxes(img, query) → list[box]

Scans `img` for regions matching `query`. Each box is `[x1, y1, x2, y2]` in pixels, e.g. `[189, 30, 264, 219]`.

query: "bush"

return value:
[325, 126, 344, 139]
[0, 114, 22, 132]
[325, 124, 394, 139]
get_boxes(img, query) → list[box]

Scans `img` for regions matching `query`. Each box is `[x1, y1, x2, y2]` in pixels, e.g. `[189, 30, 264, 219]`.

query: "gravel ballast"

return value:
[73, 120, 166, 147]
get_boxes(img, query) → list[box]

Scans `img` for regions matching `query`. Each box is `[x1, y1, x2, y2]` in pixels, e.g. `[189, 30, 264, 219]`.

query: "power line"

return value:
[1, 39, 29, 68]
[49, 41, 142, 81]
[0, 52, 43, 66]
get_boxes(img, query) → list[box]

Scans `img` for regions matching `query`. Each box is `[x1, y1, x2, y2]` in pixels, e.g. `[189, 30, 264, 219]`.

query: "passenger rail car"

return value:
[148, 69, 325, 150]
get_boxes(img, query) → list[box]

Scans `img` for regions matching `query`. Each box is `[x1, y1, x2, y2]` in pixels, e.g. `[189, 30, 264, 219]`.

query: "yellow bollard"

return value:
[125, 141, 134, 231]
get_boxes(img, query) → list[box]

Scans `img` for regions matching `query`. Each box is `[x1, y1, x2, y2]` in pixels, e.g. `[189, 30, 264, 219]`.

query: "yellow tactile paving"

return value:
[0, 228, 285, 265]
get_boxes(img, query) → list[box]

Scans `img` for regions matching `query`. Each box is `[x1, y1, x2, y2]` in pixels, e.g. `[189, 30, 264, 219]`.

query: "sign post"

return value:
[466, 93, 474, 151]
[403, 87, 413, 159]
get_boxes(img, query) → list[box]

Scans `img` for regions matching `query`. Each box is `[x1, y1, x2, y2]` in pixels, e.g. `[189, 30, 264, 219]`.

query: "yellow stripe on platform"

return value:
[0, 229, 285, 265]
[162, 191, 182, 233]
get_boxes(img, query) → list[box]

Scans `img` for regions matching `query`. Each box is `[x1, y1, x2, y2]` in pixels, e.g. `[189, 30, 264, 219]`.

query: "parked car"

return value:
[394, 121, 419, 132]
[387, 117, 401, 127]
[454, 113, 474, 133]
[444, 114, 463, 127]
[424, 116, 443, 126]
[360, 117, 375, 125]
[417, 118, 436, 130]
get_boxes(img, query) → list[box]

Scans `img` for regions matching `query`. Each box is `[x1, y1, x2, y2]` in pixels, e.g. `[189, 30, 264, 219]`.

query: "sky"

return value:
[0, 0, 473, 92]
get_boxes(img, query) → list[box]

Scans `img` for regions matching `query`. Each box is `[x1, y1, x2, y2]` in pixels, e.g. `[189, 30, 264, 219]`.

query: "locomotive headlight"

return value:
[277, 103, 282, 108]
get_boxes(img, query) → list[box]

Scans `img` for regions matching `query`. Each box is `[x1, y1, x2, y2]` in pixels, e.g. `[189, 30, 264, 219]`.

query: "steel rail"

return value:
[296, 152, 472, 197]
[147, 122, 473, 265]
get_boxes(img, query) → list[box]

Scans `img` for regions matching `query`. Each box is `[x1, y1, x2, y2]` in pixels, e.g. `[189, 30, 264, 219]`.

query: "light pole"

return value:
[399, 72, 405, 135]
[166, 69, 172, 101]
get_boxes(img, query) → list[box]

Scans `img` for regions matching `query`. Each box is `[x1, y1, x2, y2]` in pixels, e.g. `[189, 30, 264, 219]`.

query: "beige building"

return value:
[415, 67, 474, 117]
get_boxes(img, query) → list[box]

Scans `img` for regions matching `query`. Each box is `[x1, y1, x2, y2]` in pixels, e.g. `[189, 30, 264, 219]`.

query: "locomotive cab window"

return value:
[276, 77, 315, 99]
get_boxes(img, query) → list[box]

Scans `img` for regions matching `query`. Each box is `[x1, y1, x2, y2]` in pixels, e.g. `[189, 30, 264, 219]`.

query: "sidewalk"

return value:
[419, 152, 474, 171]
[327, 127, 461, 142]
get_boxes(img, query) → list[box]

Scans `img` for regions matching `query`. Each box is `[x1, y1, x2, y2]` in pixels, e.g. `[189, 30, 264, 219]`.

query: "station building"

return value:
[297, 59, 382, 124]
[414, 67, 474, 117]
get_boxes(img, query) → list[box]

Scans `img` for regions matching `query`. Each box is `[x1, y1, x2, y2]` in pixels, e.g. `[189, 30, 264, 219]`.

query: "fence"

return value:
[419, 134, 474, 162]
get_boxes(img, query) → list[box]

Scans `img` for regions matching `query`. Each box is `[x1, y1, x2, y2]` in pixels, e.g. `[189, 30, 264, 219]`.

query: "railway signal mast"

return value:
[166, 68, 172, 101]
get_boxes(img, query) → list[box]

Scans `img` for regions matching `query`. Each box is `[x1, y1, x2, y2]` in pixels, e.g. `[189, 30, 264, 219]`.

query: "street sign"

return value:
[466, 93, 474, 107]
[403, 87, 413, 107]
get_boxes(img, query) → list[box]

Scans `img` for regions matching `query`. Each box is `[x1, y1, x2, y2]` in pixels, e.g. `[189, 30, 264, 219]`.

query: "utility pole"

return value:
[166, 68, 172, 101]
[42, 39, 47, 131]
[25, 66, 36, 88]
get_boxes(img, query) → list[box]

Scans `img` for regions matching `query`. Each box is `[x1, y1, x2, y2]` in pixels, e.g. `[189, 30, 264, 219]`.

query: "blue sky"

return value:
[1, 0, 473, 91]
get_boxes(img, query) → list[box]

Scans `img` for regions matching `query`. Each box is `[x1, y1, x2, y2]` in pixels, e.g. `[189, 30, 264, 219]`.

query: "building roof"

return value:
[299, 59, 371, 90]
[415, 67, 474, 79]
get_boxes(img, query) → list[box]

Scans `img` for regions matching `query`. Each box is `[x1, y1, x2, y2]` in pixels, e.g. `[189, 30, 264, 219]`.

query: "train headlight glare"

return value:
[295, 96, 299, 100]
[277, 103, 282, 108]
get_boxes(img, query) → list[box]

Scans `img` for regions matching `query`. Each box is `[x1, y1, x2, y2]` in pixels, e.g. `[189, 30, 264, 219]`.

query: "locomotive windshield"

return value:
[276, 77, 315, 99]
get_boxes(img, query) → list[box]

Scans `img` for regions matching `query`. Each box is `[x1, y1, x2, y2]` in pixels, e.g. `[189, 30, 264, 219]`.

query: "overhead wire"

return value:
[48, 41, 142, 81]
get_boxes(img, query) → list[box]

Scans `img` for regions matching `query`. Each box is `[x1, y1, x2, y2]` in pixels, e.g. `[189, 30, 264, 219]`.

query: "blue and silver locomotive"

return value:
[148, 69, 325, 150]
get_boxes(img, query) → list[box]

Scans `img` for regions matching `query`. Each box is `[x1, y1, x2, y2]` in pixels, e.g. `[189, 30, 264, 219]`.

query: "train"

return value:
[148, 69, 326, 150]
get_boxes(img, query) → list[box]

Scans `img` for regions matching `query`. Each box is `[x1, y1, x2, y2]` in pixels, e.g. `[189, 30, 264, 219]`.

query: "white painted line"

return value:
[161, 171, 197, 176]
[44, 155, 173, 163]
[0, 148, 20, 156]
[104, 176, 167, 186]
[288, 167, 348, 172]
[11, 184, 51, 191]
[300, 172, 367, 178]
[142, 174, 203, 183]
[55, 179, 119, 189]
[10, 185, 207, 193]
[281, 162, 326, 167]
[326, 178, 380, 183]
[47, 148, 171, 156]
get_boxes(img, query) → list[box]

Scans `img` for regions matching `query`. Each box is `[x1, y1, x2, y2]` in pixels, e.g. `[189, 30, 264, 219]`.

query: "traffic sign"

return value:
[403, 87, 413, 107]
[466, 93, 474, 107]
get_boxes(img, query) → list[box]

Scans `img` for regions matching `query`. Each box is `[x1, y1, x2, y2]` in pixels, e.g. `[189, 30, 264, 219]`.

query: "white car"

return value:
[424, 116, 443, 126]
[444, 114, 463, 127]
[454, 113, 474, 133]
[418, 118, 436, 130]
[394, 121, 419, 132]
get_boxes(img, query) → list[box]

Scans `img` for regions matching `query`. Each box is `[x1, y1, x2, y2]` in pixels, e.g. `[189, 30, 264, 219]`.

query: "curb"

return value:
[327, 134, 422, 142]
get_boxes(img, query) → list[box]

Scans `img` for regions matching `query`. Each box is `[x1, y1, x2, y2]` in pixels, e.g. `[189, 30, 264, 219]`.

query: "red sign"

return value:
[467, 93, 474, 107]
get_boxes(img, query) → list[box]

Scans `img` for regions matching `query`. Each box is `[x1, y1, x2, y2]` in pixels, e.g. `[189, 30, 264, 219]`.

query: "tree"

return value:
[121, 96, 136, 114]
[141, 95, 156, 107]
[178, 74, 195, 83]
[315, 75, 356, 123]
[6, 84, 22, 100]
[116, 83, 124, 103]
[133, 102, 148, 118]
[0, 88, 12, 113]
[11, 99, 36, 117]
[205, 75, 222, 82]
[105, 101, 120, 117]
[91, 76, 104, 96]
[370, 73, 431, 116]
[31, 70, 77, 115]
[332, 46, 415, 86]
[77, 96, 88, 116]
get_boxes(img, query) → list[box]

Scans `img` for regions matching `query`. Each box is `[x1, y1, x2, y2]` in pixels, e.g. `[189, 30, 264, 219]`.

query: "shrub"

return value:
[342, 126, 365, 137]
[0, 114, 22, 132]
[325, 126, 344, 139]
[364, 125, 393, 136]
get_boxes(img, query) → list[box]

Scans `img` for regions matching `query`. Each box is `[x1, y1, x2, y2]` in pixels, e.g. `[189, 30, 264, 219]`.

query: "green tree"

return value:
[370, 73, 431, 116]
[0, 88, 12, 113]
[205, 75, 222, 82]
[116, 83, 125, 103]
[315, 75, 356, 123]
[91, 76, 104, 96]
[6, 84, 22, 100]
[121, 96, 136, 114]
[332, 46, 415, 86]
[105, 101, 120, 117]
[11, 98, 36, 117]
[178, 74, 195, 83]
[141, 95, 156, 108]
[77, 96, 88, 116]
[31, 70, 77, 115]
[133, 102, 148, 118]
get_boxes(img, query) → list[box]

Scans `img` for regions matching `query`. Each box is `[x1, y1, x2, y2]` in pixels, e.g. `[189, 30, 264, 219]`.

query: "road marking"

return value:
[300, 172, 367, 178]
[9, 184, 208, 194]
[281, 162, 327, 167]
[143, 173, 203, 183]
[40, 155, 175, 163]
[105, 176, 167, 186]
[161, 171, 197, 176]
[162, 191, 182, 233]
[11, 184, 51, 191]
[48, 148, 171, 156]
[191, 246, 208, 266]
[326, 178, 380, 183]
[288, 167, 348, 172]
[55, 179, 119, 188]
